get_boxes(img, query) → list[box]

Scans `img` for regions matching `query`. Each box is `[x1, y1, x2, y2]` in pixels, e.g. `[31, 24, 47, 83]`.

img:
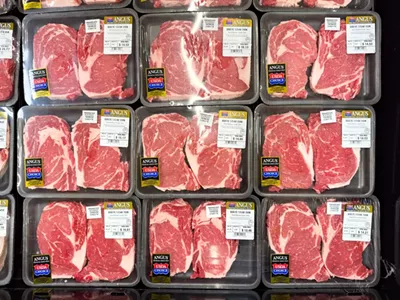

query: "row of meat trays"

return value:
[0, 11, 380, 107]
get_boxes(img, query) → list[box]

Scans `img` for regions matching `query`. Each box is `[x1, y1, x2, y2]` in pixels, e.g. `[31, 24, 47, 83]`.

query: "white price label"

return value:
[202, 18, 219, 31]
[100, 109, 130, 148]
[217, 110, 247, 149]
[325, 17, 341, 31]
[85, 19, 101, 33]
[198, 112, 214, 127]
[0, 114, 7, 149]
[342, 205, 373, 242]
[206, 205, 221, 218]
[86, 206, 101, 219]
[346, 16, 376, 54]
[327, 202, 342, 215]
[226, 202, 254, 240]
[103, 16, 132, 55]
[320, 110, 337, 124]
[0, 23, 13, 59]
[0, 201, 8, 237]
[222, 19, 252, 57]
[104, 203, 133, 239]
[342, 110, 371, 148]
[82, 110, 98, 124]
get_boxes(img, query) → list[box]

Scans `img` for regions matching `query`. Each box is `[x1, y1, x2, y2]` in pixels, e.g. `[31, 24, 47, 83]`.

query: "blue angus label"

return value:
[271, 254, 290, 283]
[152, 254, 170, 283]
[141, 157, 160, 187]
[32, 254, 52, 284]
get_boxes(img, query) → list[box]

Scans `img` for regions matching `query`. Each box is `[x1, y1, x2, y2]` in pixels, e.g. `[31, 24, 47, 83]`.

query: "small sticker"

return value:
[146, 68, 167, 99]
[104, 202, 133, 239]
[325, 17, 341, 31]
[0, 112, 8, 149]
[0, 23, 13, 59]
[342, 110, 371, 148]
[320, 110, 337, 124]
[267, 64, 287, 94]
[141, 157, 160, 187]
[0, 200, 8, 237]
[346, 16, 376, 54]
[342, 204, 373, 242]
[85, 19, 101, 33]
[103, 16, 133, 55]
[202, 18, 219, 31]
[327, 202, 342, 215]
[261, 157, 280, 187]
[23, 0, 42, 10]
[206, 205, 221, 218]
[222, 18, 252, 57]
[152, 254, 171, 283]
[82, 110, 98, 124]
[32, 255, 52, 284]
[226, 201, 255, 240]
[100, 109, 130, 148]
[29, 69, 50, 99]
[198, 112, 214, 127]
[217, 110, 247, 149]
[271, 254, 290, 284]
[25, 158, 44, 188]
[86, 206, 101, 220]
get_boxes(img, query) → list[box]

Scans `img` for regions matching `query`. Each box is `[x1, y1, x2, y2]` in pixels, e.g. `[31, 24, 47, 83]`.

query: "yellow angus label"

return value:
[25, 158, 44, 188]
[222, 18, 252, 27]
[23, 0, 42, 10]
[0, 112, 7, 121]
[342, 110, 371, 118]
[104, 202, 133, 210]
[226, 201, 255, 210]
[345, 204, 373, 213]
[218, 110, 247, 120]
[346, 15, 375, 24]
[0, 200, 8, 207]
[104, 16, 133, 24]
[100, 108, 130, 118]
[0, 23, 13, 30]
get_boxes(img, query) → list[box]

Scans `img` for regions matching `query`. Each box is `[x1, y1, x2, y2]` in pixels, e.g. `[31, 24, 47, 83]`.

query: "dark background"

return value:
[3, 0, 400, 298]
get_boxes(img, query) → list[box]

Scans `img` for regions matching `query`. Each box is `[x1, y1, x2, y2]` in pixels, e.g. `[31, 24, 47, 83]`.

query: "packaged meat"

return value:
[263, 289, 381, 300]
[254, 0, 372, 11]
[142, 197, 261, 289]
[143, 290, 260, 300]
[0, 108, 13, 197]
[260, 12, 381, 105]
[262, 196, 380, 288]
[254, 104, 375, 197]
[17, 106, 134, 199]
[22, 9, 139, 106]
[0, 16, 21, 107]
[135, 106, 253, 199]
[23, 289, 140, 300]
[140, 12, 259, 107]
[0, 195, 15, 286]
[18, 0, 130, 14]
[22, 197, 141, 287]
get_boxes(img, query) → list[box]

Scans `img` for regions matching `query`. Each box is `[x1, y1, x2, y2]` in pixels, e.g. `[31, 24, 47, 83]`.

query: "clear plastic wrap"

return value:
[17, 106, 135, 199]
[135, 106, 253, 199]
[262, 196, 380, 288]
[143, 290, 260, 300]
[23, 289, 140, 300]
[0, 108, 14, 197]
[22, 9, 139, 106]
[0, 16, 21, 107]
[260, 12, 381, 105]
[22, 197, 141, 287]
[254, 0, 373, 12]
[254, 104, 375, 197]
[140, 12, 259, 107]
[141, 196, 261, 289]
[0, 194, 15, 286]
[263, 289, 382, 300]
[0, 0, 14, 15]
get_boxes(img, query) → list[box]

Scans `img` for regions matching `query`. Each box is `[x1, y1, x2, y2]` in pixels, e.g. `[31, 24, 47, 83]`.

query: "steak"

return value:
[267, 20, 317, 99]
[71, 116, 129, 192]
[33, 24, 81, 100]
[0, 123, 10, 179]
[75, 203, 135, 282]
[309, 21, 365, 101]
[77, 22, 133, 99]
[186, 114, 242, 190]
[149, 199, 193, 276]
[263, 112, 314, 191]
[308, 112, 360, 193]
[261, 0, 300, 6]
[267, 201, 330, 282]
[41, 0, 81, 7]
[304, 0, 351, 8]
[316, 201, 373, 280]
[152, 0, 239, 7]
[142, 113, 200, 191]
[24, 115, 78, 191]
[191, 201, 238, 279]
[149, 20, 250, 102]
[0, 56, 15, 101]
[37, 202, 87, 278]
[151, 0, 189, 7]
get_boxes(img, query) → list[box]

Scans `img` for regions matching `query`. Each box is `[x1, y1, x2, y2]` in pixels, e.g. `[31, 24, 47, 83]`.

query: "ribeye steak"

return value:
[304, 0, 352, 8]
[40, 0, 81, 7]
[0, 54, 15, 101]
[261, 0, 300, 6]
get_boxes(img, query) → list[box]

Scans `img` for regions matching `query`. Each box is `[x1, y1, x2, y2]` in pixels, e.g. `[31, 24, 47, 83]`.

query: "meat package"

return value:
[135, 106, 253, 199]
[0, 16, 21, 106]
[0, 108, 14, 197]
[142, 290, 260, 300]
[140, 12, 259, 107]
[142, 197, 260, 289]
[260, 12, 381, 105]
[0, 195, 15, 286]
[17, 106, 134, 199]
[262, 197, 380, 288]
[23, 197, 140, 286]
[254, 104, 375, 197]
[264, 290, 381, 300]
[254, 0, 372, 10]
[23, 289, 140, 300]
[22, 9, 139, 106]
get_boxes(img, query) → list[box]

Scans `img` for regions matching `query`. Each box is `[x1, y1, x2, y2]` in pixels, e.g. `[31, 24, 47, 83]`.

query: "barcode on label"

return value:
[202, 18, 218, 31]
[199, 112, 214, 127]
[85, 19, 100, 33]
[206, 205, 221, 218]
[82, 110, 98, 124]
[351, 234, 362, 238]
[234, 232, 246, 237]
[327, 202, 342, 215]
[112, 232, 125, 236]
